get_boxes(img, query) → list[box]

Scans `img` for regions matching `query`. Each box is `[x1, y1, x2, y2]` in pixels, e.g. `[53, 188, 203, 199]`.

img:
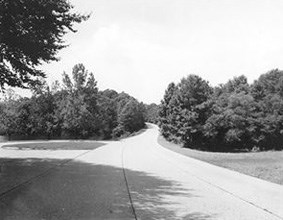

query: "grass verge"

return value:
[158, 135, 283, 185]
[2, 141, 105, 150]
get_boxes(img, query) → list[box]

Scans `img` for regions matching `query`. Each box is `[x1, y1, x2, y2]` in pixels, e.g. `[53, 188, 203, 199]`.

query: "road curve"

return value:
[0, 124, 283, 219]
[121, 124, 283, 220]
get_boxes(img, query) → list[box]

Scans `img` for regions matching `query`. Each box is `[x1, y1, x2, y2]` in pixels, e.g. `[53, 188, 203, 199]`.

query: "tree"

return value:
[204, 92, 257, 151]
[115, 92, 132, 114]
[0, 92, 19, 139]
[159, 76, 213, 146]
[0, 0, 89, 89]
[159, 73, 283, 151]
[144, 103, 160, 124]
[118, 99, 145, 133]
[97, 94, 118, 139]
[177, 75, 212, 147]
[224, 75, 249, 94]
[59, 64, 99, 138]
[100, 89, 119, 100]
[28, 80, 59, 138]
[159, 82, 178, 139]
[111, 92, 146, 138]
[249, 70, 283, 150]
[0, 63, 147, 140]
[178, 75, 212, 109]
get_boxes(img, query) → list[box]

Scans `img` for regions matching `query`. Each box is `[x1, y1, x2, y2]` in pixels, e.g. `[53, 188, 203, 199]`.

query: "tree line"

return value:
[0, 0, 159, 141]
[0, 64, 147, 140]
[159, 69, 283, 152]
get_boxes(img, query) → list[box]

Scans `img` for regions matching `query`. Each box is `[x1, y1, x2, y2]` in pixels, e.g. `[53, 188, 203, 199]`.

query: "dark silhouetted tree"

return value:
[0, 0, 89, 89]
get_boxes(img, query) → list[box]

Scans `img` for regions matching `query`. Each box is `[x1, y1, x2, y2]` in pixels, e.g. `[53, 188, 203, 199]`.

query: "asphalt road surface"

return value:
[0, 124, 283, 220]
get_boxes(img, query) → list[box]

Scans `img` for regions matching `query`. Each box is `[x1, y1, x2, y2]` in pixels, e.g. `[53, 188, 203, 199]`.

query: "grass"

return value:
[158, 135, 283, 185]
[2, 141, 105, 150]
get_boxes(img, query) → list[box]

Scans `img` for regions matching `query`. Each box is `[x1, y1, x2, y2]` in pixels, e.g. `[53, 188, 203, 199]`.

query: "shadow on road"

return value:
[0, 157, 215, 220]
[126, 169, 216, 220]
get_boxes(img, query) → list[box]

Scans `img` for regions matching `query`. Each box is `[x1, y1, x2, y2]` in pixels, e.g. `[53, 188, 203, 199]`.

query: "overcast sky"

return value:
[41, 0, 283, 104]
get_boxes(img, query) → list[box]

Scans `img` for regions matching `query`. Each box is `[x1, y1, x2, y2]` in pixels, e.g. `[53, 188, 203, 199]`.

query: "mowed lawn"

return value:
[158, 135, 283, 185]
[2, 141, 105, 150]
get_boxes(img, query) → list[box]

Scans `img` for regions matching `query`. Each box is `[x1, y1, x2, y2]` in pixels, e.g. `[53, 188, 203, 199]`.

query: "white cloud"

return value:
[40, 0, 283, 104]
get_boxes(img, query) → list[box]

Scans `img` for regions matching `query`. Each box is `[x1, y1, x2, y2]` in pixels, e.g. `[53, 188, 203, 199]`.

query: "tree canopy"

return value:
[0, 64, 146, 140]
[0, 0, 89, 89]
[159, 70, 283, 152]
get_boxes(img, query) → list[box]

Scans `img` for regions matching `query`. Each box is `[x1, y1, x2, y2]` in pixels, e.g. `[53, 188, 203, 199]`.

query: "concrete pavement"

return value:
[0, 125, 282, 219]
[122, 124, 283, 219]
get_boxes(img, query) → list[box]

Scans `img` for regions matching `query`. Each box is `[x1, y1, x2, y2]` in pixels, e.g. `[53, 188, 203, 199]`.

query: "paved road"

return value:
[0, 124, 283, 219]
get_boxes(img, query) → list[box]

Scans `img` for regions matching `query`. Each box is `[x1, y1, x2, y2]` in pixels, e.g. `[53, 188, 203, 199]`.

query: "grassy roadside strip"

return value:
[1, 126, 148, 150]
[158, 135, 283, 185]
[1, 141, 105, 150]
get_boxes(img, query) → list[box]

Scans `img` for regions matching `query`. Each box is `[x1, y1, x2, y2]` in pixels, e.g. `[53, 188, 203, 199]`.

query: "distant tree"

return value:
[111, 92, 146, 138]
[159, 70, 283, 151]
[100, 89, 119, 100]
[0, 102, 5, 134]
[118, 99, 145, 133]
[0, 0, 89, 89]
[204, 91, 257, 151]
[249, 70, 283, 150]
[14, 98, 33, 136]
[0, 63, 147, 140]
[177, 75, 212, 147]
[159, 82, 177, 139]
[28, 80, 59, 138]
[0, 89, 21, 138]
[144, 103, 160, 124]
[178, 75, 212, 109]
[223, 75, 249, 94]
[115, 92, 132, 114]
[166, 92, 183, 143]
[59, 64, 99, 138]
[97, 94, 118, 139]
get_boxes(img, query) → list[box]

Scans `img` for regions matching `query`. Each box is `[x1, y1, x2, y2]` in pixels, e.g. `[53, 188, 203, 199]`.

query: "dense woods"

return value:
[3, 62, 283, 152]
[0, 64, 146, 140]
[159, 69, 283, 152]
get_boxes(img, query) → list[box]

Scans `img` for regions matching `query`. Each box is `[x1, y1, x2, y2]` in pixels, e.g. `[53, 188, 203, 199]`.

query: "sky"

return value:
[38, 0, 283, 104]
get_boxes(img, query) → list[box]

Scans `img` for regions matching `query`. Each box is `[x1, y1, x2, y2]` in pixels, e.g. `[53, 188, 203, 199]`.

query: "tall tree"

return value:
[0, 0, 89, 89]
[59, 64, 99, 138]
[159, 82, 177, 139]
[177, 75, 212, 147]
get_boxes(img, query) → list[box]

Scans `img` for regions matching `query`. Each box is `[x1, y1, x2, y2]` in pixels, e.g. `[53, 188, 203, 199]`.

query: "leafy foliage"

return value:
[159, 70, 283, 151]
[0, 64, 145, 140]
[118, 99, 145, 133]
[143, 103, 160, 124]
[0, 0, 89, 89]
